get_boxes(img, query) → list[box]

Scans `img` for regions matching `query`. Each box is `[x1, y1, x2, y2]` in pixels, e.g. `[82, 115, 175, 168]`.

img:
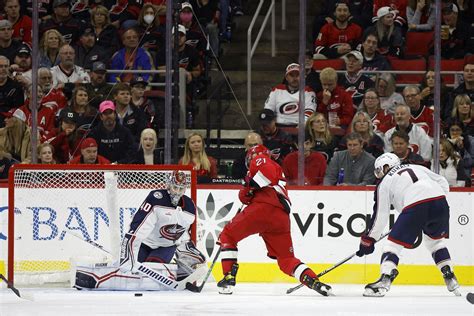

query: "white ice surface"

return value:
[1, 283, 473, 316]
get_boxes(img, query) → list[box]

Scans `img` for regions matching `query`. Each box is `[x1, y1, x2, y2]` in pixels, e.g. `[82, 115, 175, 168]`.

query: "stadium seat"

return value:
[465, 55, 474, 65]
[389, 58, 426, 84]
[428, 57, 464, 85]
[404, 31, 434, 58]
[312, 59, 345, 71]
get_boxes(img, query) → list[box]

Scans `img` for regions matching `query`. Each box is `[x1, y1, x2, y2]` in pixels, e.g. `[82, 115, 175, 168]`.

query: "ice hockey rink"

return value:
[1, 283, 473, 316]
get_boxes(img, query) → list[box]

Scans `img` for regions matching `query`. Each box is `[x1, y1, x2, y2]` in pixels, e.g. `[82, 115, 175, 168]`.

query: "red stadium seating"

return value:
[389, 58, 426, 84]
[312, 59, 345, 71]
[428, 57, 464, 85]
[404, 31, 434, 58]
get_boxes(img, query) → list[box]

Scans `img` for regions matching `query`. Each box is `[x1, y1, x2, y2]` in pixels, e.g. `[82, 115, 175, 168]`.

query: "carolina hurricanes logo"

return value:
[160, 224, 186, 240]
[279, 102, 299, 114]
[328, 102, 341, 110]
[409, 144, 420, 154]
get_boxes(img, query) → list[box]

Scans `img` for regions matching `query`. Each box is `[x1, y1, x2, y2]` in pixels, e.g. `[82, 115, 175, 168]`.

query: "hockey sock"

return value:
[423, 235, 453, 271]
[380, 240, 403, 275]
[220, 247, 238, 275]
[293, 264, 316, 283]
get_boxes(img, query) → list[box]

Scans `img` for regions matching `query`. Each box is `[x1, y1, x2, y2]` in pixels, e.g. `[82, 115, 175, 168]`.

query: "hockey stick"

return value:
[67, 230, 201, 291]
[185, 204, 246, 293]
[286, 231, 390, 294]
[0, 273, 34, 301]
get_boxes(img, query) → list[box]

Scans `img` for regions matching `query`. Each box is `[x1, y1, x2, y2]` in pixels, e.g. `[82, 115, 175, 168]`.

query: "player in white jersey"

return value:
[356, 153, 460, 297]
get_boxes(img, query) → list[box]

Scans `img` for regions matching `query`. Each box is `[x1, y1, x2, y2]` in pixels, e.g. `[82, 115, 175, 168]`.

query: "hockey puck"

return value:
[467, 292, 474, 304]
[134, 293, 143, 297]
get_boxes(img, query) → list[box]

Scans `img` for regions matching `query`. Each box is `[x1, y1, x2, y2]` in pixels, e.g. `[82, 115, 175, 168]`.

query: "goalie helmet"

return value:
[245, 144, 270, 168]
[168, 170, 190, 206]
[374, 153, 400, 179]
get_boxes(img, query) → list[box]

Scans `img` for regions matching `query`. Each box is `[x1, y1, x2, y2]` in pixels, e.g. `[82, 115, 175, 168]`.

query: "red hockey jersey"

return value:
[16, 101, 56, 141]
[411, 105, 434, 137]
[371, 109, 394, 135]
[316, 85, 355, 127]
[314, 22, 362, 58]
[248, 153, 291, 211]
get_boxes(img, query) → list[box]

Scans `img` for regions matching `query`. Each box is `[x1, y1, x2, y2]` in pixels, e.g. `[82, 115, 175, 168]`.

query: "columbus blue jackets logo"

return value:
[160, 224, 186, 240]
[153, 192, 163, 199]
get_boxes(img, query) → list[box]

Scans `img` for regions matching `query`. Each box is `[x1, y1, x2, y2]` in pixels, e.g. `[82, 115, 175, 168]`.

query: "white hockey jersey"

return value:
[367, 164, 449, 240]
[264, 84, 316, 126]
[126, 190, 196, 263]
[51, 64, 91, 88]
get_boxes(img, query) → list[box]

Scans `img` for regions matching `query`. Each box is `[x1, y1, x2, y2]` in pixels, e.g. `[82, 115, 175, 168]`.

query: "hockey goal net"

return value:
[6, 164, 196, 287]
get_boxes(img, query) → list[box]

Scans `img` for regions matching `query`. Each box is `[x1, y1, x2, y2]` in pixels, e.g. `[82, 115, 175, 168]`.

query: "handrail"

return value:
[282, 0, 286, 30]
[247, 0, 275, 115]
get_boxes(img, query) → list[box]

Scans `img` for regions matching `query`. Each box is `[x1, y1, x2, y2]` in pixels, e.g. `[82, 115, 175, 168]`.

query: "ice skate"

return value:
[301, 275, 334, 296]
[363, 269, 399, 297]
[217, 263, 238, 294]
[441, 266, 461, 296]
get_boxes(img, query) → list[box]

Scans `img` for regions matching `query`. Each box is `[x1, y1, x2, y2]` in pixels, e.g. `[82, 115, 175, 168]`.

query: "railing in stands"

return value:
[247, 0, 276, 115]
[105, 68, 187, 127]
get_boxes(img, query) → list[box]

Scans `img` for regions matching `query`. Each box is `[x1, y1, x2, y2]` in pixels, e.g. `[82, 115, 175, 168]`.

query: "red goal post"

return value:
[7, 164, 197, 287]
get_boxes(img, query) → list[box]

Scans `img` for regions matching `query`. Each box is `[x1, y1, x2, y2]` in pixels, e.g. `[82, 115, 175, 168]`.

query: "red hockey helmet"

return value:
[245, 144, 270, 168]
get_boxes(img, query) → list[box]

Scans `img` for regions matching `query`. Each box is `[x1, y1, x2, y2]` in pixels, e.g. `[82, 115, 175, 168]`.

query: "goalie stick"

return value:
[67, 230, 201, 291]
[0, 273, 34, 301]
[286, 231, 390, 294]
[185, 204, 246, 293]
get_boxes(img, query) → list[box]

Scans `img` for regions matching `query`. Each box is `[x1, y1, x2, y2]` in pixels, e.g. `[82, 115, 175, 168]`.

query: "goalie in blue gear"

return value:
[75, 170, 206, 290]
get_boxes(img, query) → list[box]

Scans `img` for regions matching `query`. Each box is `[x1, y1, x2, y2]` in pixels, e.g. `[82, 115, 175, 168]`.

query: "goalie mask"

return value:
[374, 153, 400, 179]
[168, 170, 189, 206]
[245, 144, 270, 169]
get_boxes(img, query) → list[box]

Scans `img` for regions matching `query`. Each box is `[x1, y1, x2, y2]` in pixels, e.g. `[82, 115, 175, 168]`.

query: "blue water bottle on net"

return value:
[337, 168, 345, 185]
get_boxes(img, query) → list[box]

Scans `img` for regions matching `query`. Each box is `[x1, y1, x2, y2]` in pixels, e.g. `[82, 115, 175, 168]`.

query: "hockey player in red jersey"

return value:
[217, 144, 332, 296]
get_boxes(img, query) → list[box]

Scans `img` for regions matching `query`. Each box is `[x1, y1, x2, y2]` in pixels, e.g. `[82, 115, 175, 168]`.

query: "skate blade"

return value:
[363, 288, 387, 297]
[218, 286, 234, 295]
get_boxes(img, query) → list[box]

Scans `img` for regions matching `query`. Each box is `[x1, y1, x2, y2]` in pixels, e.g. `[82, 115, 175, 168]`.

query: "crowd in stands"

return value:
[0, 0, 246, 182]
[0, 0, 472, 188]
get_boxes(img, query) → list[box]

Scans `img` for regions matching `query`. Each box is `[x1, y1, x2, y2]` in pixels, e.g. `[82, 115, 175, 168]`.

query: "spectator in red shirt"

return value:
[38, 67, 67, 113]
[69, 137, 111, 164]
[282, 133, 327, 185]
[402, 85, 434, 137]
[2, 0, 32, 45]
[314, 2, 363, 59]
[48, 109, 84, 163]
[179, 132, 217, 182]
[316, 67, 354, 133]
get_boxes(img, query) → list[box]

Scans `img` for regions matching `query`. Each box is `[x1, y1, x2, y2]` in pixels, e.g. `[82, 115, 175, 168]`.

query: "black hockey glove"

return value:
[356, 234, 376, 257]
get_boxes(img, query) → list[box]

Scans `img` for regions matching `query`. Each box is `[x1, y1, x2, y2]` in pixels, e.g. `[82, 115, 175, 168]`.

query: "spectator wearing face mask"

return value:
[136, 3, 165, 56]
[179, 2, 207, 55]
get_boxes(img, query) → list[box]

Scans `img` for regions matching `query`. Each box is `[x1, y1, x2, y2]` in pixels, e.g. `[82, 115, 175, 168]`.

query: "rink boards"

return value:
[0, 185, 472, 285]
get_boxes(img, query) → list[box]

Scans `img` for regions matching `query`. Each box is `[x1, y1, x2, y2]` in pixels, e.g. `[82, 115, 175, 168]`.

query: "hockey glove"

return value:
[356, 234, 376, 257]
[119, 233, 138, 273]
[238, 186, 254, 205]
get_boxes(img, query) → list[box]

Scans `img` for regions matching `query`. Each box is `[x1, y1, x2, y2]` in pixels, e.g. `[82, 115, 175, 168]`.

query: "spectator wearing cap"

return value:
[155, 24, 202, 117]
[38, 67, 67, 113]
[338, 50, 374, 108]
[89, 5, 120, 60]
[39, 29, 65, 68]
[48, 108, 83, 163]
[37, 143, 56, 164]
[372, 0, 408, 27]
[69, 137, 111, 164]
[112, 82, 147, 142]
[50, 44, 90, 89]
[130, 77, 160, 133]
[431, 3, 471, 59]
[39, 0, 89, 46]
[316, 67, 355, 133]
[0, 107, 31, 163]
[2, 0, 32, 45]
[231, 132, 263, 180]
[258, 108, 297, 165]
[11, 44, 32, 87]
[66, 86, 98, 132]
[15, 84, 55, 141]
[282, 132, 327, 185]
[74, 26, 109, 71]
[179, 2, 207, 55]
[84, 61, 113, 110]
[314, 2, 363, 59]
[360, 32, 391, 79]
[0, 55, 24, 127]
[264, 63, 316, 129]
[364, 7, 404, 57]
[131, 128, 163, 165]
[88, 100, 137, 164]
[0, 19, 23, 64]
[136, 3, 165, 56]
[109, 28, 154, 83]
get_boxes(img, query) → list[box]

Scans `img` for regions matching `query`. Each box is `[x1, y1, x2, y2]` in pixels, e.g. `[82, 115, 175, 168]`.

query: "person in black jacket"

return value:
[88, 100, 137, 164]
[131, 128, 163, 165]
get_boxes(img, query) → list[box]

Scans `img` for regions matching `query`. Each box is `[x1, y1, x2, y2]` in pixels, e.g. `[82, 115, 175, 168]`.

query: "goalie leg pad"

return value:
[175, 241, 205, 280]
